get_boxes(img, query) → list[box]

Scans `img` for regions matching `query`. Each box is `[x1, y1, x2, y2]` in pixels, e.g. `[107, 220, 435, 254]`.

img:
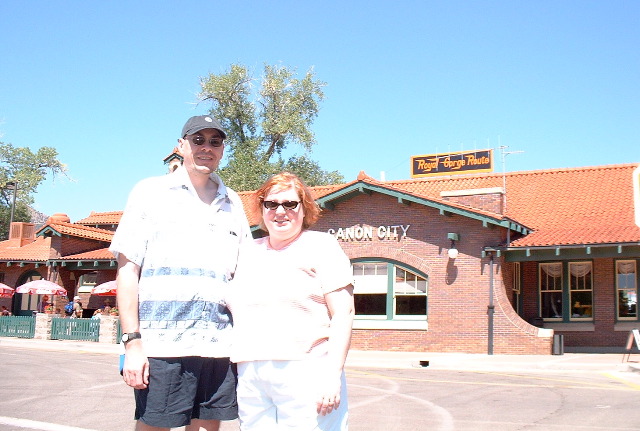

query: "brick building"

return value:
[1, 163, 638, 354]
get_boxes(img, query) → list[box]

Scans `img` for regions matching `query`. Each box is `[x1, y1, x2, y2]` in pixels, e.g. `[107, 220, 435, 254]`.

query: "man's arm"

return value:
[116, 253, 148, 389]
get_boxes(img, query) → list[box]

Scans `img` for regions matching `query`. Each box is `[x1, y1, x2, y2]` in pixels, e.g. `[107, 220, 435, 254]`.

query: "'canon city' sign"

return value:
[328, 224, 410, 241]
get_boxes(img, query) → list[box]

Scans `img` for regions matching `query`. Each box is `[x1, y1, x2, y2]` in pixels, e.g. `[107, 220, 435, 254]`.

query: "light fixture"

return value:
[447, 233, 459, 259]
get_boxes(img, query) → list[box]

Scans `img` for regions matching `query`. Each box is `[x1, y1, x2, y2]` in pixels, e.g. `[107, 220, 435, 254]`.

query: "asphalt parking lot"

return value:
[2, 338, 640, 431]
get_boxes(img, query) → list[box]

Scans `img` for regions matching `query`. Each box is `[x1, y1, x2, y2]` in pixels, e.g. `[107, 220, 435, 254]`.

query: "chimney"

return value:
[8, 222, 36, 247]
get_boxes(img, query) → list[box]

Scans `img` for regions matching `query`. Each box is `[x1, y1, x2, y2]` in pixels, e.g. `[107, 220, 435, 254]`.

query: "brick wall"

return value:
[313, 192, 552, 354]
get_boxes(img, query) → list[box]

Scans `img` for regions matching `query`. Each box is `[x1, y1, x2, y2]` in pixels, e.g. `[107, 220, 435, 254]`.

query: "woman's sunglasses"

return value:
[262, 200, 300, 210]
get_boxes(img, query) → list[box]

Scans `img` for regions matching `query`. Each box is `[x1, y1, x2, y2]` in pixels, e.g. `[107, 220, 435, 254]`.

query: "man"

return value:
[72, 295, 83, 318]
[110, 115, 250, 431]
[37, 295, 50, 313]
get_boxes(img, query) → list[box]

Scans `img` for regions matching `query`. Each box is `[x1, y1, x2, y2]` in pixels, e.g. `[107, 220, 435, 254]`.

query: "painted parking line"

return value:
[0, 416, 97, 431]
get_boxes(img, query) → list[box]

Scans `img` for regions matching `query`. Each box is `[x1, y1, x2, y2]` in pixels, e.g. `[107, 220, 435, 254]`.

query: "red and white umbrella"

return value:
[0, 283, 14, 298]
[91, 280, 117, 296]
[15, 280, 68, 296]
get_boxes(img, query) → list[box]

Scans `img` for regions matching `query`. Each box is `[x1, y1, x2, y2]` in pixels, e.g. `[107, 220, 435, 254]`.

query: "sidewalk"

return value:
[346, 349, 640, 373]
[2, 336, 640, 373]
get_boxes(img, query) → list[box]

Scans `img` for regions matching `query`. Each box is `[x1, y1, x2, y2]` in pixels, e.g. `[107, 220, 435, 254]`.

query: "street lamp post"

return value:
[4, 181, 17, 236]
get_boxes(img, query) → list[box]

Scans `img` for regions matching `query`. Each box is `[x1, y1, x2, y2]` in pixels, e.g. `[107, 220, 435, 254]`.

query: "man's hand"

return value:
[122, 341, 149, 389]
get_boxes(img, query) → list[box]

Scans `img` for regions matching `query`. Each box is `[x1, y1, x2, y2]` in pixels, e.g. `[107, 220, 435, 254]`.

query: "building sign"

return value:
[411, 149, 493, 178]
[328, 224, 410, 242]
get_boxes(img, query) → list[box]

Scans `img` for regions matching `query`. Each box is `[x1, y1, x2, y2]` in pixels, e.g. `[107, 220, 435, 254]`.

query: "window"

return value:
[539, 261, 594, 321]
[76, 272, 98, 293]
[617, 260, 637, 320]
[540, 263, 562, 319]
[513, 262, 521, 315]
[353, 261, 427, 319]
[353, 263, 387, 315]
[569, 262, 593, 320]
[79, 272, 97, 286]
[394, 267, 427, 315]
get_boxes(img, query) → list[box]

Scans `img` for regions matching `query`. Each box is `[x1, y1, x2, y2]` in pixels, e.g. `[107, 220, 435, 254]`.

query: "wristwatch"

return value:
[121, 332, 142, 344]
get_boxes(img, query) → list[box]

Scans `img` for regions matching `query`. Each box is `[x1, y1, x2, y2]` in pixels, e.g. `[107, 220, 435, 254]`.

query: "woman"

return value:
[227, 172, 355, 430]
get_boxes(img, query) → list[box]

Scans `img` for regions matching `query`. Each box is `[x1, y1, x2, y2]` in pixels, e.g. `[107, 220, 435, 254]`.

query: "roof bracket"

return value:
[321, 202, 335, 211]
[358, 186, 371, 195]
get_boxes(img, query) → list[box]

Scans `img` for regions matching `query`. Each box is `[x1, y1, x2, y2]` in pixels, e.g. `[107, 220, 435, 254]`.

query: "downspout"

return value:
[488, 252, 495, 355]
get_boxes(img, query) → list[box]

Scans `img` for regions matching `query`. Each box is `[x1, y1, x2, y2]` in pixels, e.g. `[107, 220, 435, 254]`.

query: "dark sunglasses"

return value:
[190, 135, 224, 147]
[262, 200, 300, 210]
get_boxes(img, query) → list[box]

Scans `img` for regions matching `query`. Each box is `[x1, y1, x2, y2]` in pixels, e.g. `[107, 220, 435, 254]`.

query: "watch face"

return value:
[121, 334, 129, 342]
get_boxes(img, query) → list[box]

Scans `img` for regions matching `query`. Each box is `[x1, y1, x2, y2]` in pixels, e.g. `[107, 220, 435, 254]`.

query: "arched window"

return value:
[352, 260, 428, 320]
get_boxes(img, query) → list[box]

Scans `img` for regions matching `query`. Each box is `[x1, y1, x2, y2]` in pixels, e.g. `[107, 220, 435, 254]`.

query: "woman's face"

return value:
[262, 186, 305, 241]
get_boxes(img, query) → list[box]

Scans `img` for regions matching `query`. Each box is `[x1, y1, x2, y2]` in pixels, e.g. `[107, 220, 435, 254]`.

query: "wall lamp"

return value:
[447, 233, 459, 259]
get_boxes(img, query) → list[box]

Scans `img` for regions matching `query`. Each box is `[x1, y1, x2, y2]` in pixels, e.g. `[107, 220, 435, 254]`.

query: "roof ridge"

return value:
[45, 221, 115, 235]
[377, 162, 639, 186]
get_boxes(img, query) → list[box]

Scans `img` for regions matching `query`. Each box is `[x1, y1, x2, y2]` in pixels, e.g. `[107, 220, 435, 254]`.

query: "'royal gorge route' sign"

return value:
[411, 149, 493, 178]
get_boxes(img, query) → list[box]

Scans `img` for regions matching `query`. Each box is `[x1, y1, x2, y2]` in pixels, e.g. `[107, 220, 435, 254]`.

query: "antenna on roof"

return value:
[499, 143, 524, 215]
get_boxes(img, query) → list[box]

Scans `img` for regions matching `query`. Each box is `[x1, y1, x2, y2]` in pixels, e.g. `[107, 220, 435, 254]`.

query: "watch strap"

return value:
[122, 332, 142, 344]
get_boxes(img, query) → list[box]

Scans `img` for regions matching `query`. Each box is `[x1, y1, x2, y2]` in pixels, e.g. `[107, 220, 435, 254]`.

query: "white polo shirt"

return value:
[110, 166, 251, 358]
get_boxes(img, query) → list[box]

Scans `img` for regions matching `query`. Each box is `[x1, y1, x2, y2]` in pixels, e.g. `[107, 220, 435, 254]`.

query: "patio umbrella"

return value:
[15, 279, 68, 296]
[91, 280, 117, 296]
[0, 283, 14, 298]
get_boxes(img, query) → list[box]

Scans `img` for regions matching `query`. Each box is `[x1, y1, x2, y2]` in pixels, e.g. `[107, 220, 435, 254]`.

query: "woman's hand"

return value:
[316, 374, 342, 415]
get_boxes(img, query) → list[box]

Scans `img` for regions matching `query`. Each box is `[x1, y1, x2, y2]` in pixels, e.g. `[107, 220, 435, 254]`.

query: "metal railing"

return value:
[51, 317, 100, 342]
[0, 316, 36, 338]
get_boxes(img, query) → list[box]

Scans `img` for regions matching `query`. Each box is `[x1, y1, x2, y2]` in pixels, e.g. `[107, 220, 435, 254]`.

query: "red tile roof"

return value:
[60, 247, 114, 260]
[239, 163, 640, 247]
[367, 163, 640, 247]
[75, 211, 123, 225]
[0, 236, 52, 261]
[0, 163, 636, 263]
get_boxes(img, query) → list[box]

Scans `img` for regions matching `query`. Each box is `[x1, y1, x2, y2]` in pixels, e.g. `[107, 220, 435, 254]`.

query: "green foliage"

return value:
[198, 63, 344, 191]
[0, 142, 67, 238]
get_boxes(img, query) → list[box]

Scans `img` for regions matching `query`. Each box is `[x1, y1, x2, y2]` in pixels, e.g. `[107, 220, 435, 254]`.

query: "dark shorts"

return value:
[134, 356, 238, 428]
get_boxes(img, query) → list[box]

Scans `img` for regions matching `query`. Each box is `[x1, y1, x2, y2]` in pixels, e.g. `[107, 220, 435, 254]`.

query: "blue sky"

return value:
[1, 1, 638, 222]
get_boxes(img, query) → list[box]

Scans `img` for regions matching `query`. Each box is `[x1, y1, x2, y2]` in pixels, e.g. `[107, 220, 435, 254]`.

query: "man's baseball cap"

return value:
[73, 296, 80, 300]
[181, 115, 227, 139]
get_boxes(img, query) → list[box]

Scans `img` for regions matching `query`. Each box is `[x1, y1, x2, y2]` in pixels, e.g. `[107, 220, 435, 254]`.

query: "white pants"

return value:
[237, 356, 348, 430]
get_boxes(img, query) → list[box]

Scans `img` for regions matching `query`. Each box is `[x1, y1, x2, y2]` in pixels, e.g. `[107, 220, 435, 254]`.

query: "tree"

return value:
[198, 63, 344, 191]
[0, 142, 67, 239]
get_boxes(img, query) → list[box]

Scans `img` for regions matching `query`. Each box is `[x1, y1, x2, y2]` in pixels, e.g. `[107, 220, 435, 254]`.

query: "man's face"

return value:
[178, 128, 225, 176]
